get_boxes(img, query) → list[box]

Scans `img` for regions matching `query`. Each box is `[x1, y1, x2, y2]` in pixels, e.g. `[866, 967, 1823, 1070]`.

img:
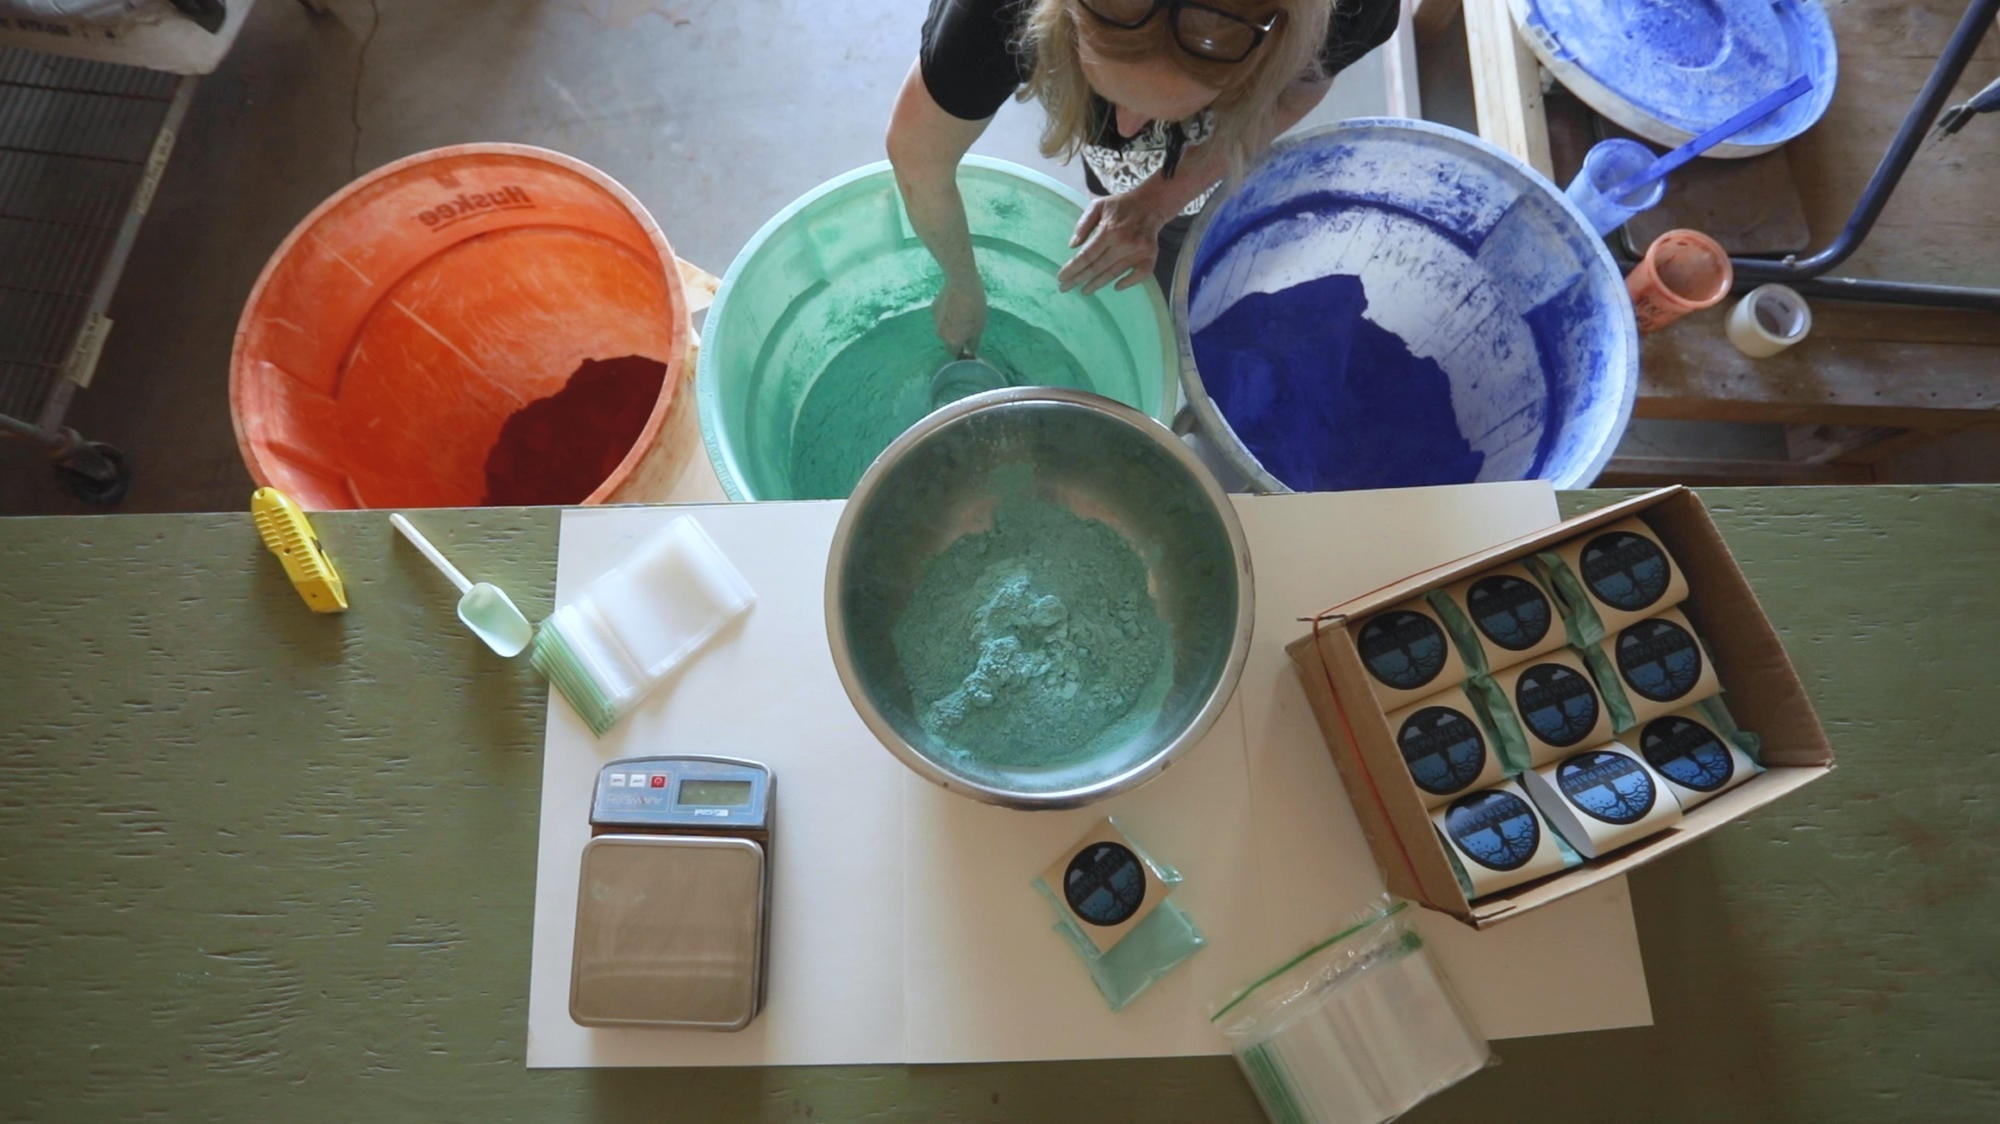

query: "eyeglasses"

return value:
[1078, 0, 1285, 64]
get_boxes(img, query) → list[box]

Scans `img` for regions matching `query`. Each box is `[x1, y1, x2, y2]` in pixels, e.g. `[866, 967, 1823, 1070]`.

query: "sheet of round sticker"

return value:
[1366, 515, 1758, 899]
[1355, 601, 1468, 711]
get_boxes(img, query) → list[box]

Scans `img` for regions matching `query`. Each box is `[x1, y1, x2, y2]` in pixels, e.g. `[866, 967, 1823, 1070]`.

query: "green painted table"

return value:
[1, 488, 1994, 1122]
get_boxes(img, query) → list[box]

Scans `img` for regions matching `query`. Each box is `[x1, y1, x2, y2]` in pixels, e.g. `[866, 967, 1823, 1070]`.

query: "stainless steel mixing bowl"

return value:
[825, 387, 1254, 809]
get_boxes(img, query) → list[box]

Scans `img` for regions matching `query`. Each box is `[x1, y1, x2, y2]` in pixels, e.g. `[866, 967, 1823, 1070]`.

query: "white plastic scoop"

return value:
[390, 513, 534, 657]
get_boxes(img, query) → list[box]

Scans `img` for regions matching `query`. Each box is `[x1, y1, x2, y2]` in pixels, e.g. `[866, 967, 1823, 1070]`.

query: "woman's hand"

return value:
[886, 60, 995, 353]
[933, 271, 988, 356]
[1059, 185, 1176, 294]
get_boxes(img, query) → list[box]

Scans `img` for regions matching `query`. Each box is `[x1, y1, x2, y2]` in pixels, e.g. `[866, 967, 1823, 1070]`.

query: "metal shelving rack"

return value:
[0, 47, 194, 503]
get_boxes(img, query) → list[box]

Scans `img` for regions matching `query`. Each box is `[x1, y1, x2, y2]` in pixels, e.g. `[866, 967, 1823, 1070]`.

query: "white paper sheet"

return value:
[528, 502, 907, 1068]
[527, 484, 1652, 1068]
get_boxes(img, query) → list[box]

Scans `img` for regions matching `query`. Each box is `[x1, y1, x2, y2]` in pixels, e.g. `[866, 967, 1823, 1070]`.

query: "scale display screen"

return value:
[592, 756, 771, 835]
[679, 779, 752, 807]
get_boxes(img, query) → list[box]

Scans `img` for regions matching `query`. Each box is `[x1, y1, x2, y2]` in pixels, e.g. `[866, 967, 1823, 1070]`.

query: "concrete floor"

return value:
[0, 0, 1987, 514]
[0, 0, 1385, 515]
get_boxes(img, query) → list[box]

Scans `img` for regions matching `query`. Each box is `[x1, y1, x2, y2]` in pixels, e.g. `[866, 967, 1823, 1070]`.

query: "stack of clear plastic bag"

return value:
[1211, 900, 1491, 1124]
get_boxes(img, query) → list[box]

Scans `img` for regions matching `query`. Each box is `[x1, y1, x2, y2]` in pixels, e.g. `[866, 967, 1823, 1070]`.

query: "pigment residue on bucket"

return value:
[484, 355, 667, 505]
[1180, 120, 1638, 491]
[1511, 0, 1837, 155]
[230, 145, 692, 510]
[788, 309, 1084, 500]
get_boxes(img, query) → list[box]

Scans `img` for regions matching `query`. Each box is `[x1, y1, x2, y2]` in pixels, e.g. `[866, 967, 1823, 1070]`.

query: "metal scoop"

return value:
[929, 352, 1009, 409]
[391, 513, 534, 657]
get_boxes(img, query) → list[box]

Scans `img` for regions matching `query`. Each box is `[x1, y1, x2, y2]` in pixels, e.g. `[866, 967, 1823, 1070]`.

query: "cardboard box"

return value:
[1285, 487, 1834, 927]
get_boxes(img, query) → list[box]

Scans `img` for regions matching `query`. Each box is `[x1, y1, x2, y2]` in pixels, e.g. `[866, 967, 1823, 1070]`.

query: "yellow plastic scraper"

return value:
[252, 487, 347, 613]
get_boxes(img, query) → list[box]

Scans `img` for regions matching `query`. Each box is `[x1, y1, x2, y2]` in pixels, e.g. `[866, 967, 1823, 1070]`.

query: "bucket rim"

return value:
[1168, 117, 1640, 493]
[695, 155, 1178, 502]
[228, 142, 691, 509]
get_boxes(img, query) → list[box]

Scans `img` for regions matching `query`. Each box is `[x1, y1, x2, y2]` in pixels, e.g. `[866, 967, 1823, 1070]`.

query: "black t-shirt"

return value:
[920, 0, 1399, 197]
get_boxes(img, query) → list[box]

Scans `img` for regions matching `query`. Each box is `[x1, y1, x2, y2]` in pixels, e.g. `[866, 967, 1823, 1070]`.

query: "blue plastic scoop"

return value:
[1608, 75, 1814, 201]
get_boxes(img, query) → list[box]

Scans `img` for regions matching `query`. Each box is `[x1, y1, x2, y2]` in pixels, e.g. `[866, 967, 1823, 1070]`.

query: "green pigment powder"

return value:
[789, 307, 1088, 499]
[892, 477, 1172, 770]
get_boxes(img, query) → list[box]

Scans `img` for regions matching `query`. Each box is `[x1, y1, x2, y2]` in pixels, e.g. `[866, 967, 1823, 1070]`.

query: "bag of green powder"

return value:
[1032, 818, 1205, 1012]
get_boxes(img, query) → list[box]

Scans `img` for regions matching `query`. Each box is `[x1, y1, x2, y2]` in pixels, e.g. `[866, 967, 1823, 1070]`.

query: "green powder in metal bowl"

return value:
[892, 478, 1172, 771]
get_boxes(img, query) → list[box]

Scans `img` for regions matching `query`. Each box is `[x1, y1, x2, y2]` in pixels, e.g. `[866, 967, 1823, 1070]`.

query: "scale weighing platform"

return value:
[569, 755, 774, 1031]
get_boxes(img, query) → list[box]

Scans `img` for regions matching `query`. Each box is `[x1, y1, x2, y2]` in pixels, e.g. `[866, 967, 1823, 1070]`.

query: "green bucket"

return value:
[697, 157, 1180, 500]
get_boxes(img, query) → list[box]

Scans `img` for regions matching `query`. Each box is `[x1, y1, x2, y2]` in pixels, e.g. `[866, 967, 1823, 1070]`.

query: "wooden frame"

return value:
[1402, 0, 1551, 174]
[1381, 1, 1426, 117]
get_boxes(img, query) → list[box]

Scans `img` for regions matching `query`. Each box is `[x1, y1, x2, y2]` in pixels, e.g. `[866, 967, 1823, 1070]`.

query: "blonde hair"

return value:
[1015, 0, 1335, 179]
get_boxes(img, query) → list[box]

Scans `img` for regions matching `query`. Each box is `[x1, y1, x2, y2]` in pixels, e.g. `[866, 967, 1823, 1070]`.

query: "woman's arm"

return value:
[887, 61, 995, 354]
[1059, 75, 1334, 294]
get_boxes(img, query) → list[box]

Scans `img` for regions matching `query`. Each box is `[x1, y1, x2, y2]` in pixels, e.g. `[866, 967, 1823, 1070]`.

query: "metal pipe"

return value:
[1612, 231, 2000, 310]
[0, 411, 60, 451]
[1731, 0, 2000, 281]
[1731, 273, 2000, 312]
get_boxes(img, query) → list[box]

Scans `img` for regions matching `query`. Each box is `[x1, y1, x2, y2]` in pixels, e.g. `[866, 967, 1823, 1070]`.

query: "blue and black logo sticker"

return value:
[1444, 789, 1542, 872]
[1514, 662, 1600, 748]
[1616, 617, 1704, 702]
[1467, 574, 1553, 651]
[1398, 705, 1487, 795]
[1640, 715, 1735, 792]
[1580, 530, 1671, 612]
[1557, 750, 1658, 825]
[1359, 610, 1448, 691]
[1063, 841, 1146, 927]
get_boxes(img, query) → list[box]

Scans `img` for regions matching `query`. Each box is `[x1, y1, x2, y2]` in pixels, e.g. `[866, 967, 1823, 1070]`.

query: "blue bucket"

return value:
[1171, 120, 1637, 492]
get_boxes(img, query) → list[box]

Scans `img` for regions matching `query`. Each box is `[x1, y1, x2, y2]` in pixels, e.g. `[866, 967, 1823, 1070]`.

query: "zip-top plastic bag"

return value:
[1212, 900, 1490, 1124]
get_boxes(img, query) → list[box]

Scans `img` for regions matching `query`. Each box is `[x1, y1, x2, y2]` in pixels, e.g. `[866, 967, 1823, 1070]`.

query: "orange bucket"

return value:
[231, 144, 693, 509]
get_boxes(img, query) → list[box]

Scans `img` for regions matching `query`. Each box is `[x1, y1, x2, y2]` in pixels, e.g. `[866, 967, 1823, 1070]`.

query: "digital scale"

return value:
[568, 755, 774, 1031]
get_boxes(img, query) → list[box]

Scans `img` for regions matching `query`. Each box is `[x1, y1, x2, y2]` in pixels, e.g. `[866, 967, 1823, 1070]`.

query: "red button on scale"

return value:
[649, 775, 667, 788]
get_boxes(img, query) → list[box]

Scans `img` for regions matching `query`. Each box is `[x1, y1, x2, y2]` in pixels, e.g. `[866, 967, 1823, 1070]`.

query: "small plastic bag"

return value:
[533, 516, 756, 735]
[1031, 818, 1205, 1012]
[1213, 901, 1491, 1124]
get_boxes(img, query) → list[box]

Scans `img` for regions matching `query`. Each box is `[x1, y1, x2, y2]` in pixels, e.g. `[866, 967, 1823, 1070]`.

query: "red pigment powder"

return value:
[483, 354, 667, 505]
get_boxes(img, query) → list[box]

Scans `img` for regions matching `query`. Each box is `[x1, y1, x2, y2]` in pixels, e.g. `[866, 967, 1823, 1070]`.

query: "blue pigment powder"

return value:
[1190, 272, 1484, 491]
[892, 475, 1171, 770]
